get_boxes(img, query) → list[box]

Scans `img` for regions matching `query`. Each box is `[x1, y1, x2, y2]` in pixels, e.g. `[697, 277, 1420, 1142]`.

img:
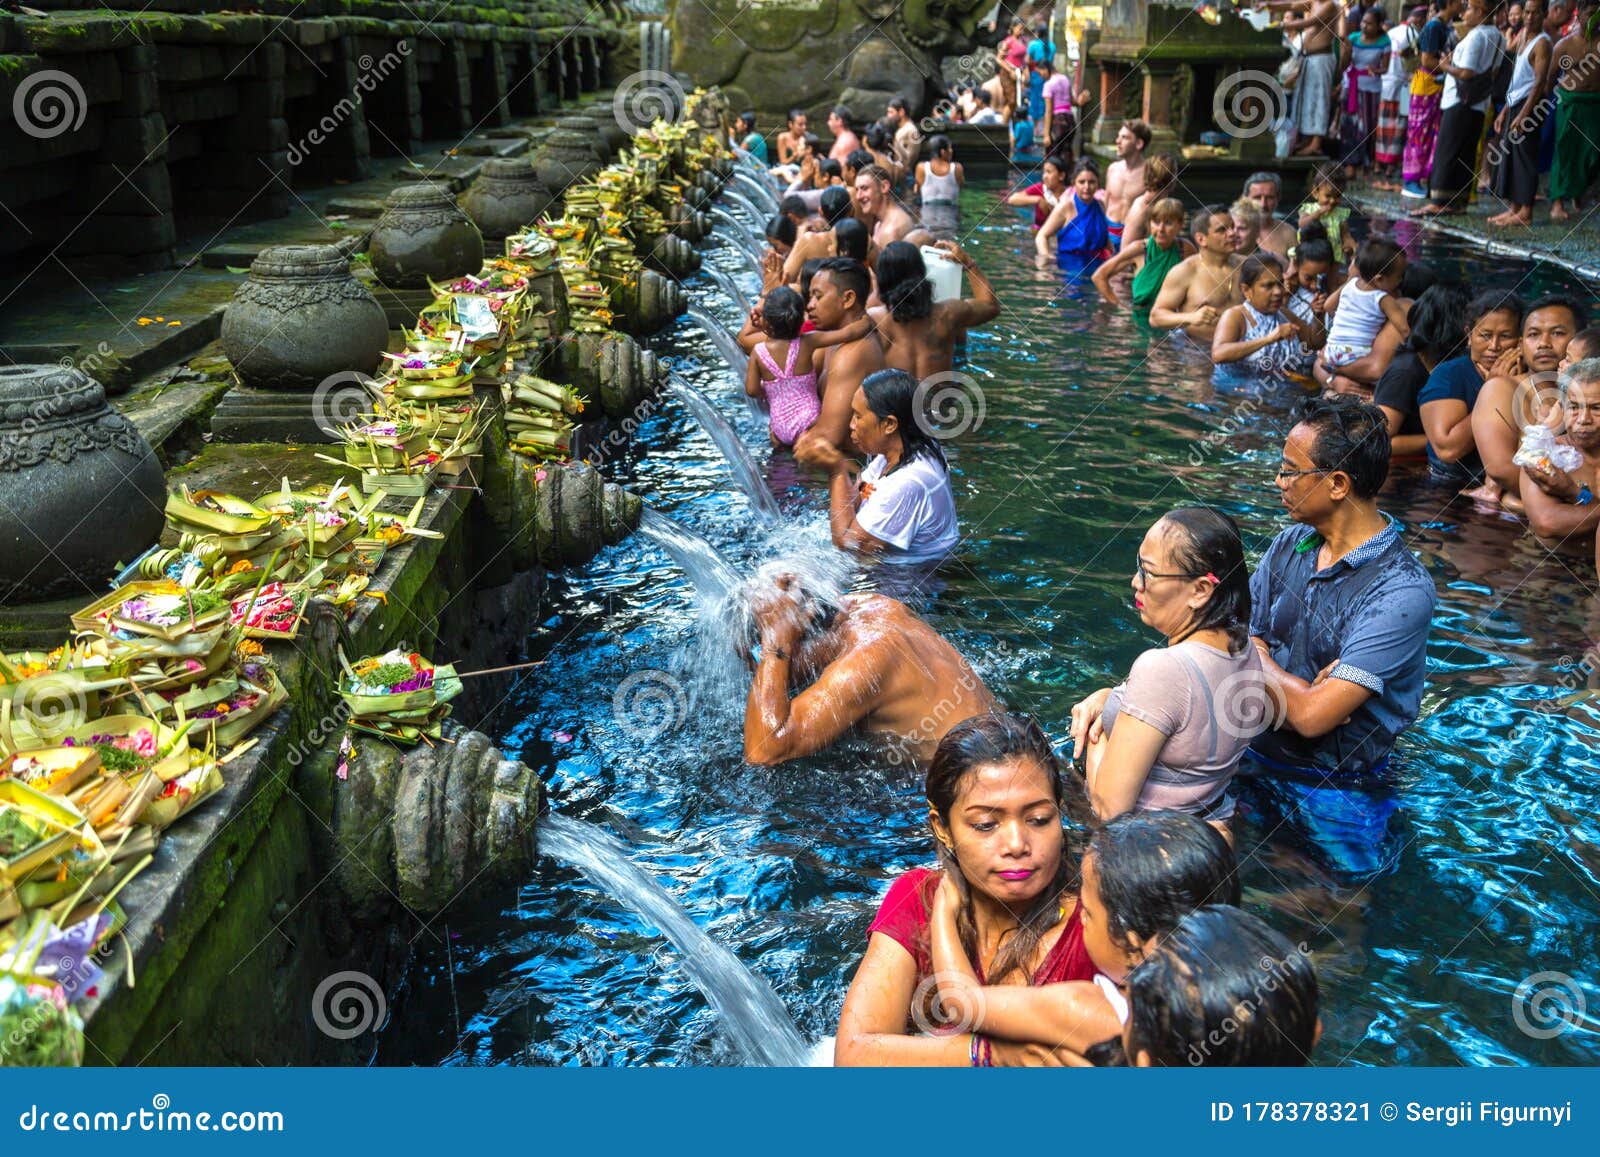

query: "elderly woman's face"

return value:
[1132, 519, 1212, 639]
[1468, 308, 1521, 369]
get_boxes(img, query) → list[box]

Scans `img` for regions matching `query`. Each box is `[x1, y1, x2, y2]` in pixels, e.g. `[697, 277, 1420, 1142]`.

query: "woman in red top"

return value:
[834, 713, 1097, 1065]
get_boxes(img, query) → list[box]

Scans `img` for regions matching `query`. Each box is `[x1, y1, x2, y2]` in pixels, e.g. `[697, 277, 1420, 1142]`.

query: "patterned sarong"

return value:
[1297, 52, 1338, 136]
[1374, 98, 1406, 164]
[1402, 72, 1444, 185]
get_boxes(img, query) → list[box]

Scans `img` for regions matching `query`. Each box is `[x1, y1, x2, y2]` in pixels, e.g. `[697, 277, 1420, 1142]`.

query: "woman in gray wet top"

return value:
[1067, 507, 1270, 841]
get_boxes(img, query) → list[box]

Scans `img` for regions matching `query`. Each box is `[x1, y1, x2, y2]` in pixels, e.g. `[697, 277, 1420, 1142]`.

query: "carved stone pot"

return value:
[368, 184, 484, 289]
[531, 123, 605, 194]
[642, 232, 701, 279]
[553, 330, 662, 419]
[0, 365, 164, 603]
[220, 245, 388, 390]
[459, 159, 555, 243]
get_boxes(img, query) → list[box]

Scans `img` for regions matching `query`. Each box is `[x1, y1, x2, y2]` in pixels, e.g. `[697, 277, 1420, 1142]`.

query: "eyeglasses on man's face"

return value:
[1275, 464, 1335, 482]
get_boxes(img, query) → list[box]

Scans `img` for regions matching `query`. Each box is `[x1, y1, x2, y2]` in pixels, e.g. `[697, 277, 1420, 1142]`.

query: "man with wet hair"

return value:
[743, 575, 997, 766]
[795, 258, 885, 468]
[828, 104, 862, 162]
[854, 163, 916, 248]
[885, 96, 923, 187]
[1149, 205, 1243, 344]
[1244, 394, 1435, 878]
[1519, 358, 1600, 547]
[782, 185, 859, 285]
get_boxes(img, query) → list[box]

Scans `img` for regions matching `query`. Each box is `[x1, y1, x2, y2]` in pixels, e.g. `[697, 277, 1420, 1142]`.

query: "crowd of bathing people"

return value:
[715, 24, 1594, 1060]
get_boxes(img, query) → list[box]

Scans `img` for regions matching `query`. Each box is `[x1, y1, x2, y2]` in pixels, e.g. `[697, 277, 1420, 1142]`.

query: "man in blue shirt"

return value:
[1244, 395, 1436, 878]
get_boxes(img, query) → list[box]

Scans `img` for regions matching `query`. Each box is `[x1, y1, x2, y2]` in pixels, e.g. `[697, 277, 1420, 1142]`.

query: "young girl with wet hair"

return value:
[745, 285, 873, 448]
[1122, 905, 1321, 1066]
[926, 808, 1240, 1065]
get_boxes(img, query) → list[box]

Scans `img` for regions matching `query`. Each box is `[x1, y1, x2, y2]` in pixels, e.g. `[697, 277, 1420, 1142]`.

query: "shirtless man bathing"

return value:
[743, 572, 998, 766]
[1101, 119, 1151, 249]
[1149, 204, 1243, 345]
[794, 257, 886, 468]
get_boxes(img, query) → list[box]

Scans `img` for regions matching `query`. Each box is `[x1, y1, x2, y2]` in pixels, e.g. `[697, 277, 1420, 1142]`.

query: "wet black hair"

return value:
[925, 712, 1091, 985]
[1355, 235, 1405, 282]
[1072, 157, 1100, 182]
[1291, 393, 1392, 500]
[739, 109, 758, 132]
[814, 256, 870, 310]
[1157, 507, 1253, 652]
[1297, 218, 1331, 247]
[1308, 161, 1346, 194]
[820, 184, 853, 225]
[801, 131, 821, 153]
[1524, 292, 1589, 332]
[1042, 153, 1069, 177]
[798, 257, 826, 302]
[1087, 811, 1241, 951]
[974, 88, 992, 107]
[1124, 905, 1320, 1067]
[819, 157, 842, 181]
[861, 367, 948, 473]
[1466, 288, 1525, 331]
[865, 122, 893, 151]
[876, 240, 934, 323]
[1406, 282, 1471, 363]
[831, 104, 854, 130]
[1399, 261, 1437, 299]
[761, 285, 805, 340]
[1238, 252, 1285, 289]
[833, 217, 869, 262]
[845, 148, 876, 175]
[929, 133, 952, 157]
[779, 194, 808, 220]
[888, 95, 909, 113]
[764, 213, 797, 249]
[1294, 237, 1334, 267]
[787, 107, 806, 125]
[1191, 203, 1231, 239]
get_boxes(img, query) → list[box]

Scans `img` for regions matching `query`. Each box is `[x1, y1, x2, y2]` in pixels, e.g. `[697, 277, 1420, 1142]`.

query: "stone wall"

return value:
[0, 2, 623, 273]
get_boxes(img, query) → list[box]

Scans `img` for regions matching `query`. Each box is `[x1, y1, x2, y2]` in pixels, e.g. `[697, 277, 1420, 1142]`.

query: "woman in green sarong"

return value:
[1091, 198, 1194, 313]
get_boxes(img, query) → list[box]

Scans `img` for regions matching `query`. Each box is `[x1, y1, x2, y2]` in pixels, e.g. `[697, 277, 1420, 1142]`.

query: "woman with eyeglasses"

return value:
[1066, 507, 1268, 841]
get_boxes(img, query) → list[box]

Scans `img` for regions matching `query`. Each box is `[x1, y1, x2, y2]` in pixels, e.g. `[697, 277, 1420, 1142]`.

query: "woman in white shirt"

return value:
[1414, 0, 1505, 216]
[822, 368, 961, 564]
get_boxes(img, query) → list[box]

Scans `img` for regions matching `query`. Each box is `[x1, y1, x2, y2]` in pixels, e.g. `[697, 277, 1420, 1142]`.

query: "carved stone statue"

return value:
[669, 0, 991, 120]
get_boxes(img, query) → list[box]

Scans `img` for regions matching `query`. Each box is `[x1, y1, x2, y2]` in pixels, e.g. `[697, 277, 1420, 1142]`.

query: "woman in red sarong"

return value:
[834, 713, 1097, 1066]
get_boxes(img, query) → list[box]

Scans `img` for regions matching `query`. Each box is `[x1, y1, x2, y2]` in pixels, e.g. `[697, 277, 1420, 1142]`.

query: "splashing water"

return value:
[721, 188, 769, 229]
[729, 170, 780, 215]
[705, 265, 752, 314]
[710, 211, 767, 269]
[686, 303, 751, 381]
[537, 814, 811, 1067]
[637, 508, 746, 609]
[667, 375, 782, 525]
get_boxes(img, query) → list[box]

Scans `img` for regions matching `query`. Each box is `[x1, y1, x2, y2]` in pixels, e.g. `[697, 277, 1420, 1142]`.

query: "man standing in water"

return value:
[1243, 171, 1299, 258]
[1102, 120, 1151, 247]
[795, 258, 885, 468]
[1246, 395, 1435, 878]
[854, 164, 917, 247]
[743, 575, 997, 766]
[1149, 205, 1243, 345]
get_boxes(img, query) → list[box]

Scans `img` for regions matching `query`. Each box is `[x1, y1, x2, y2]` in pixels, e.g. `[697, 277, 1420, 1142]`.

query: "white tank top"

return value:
[1507, 32, 1550, 105]
[919, 162, 960, 204]
[1326, 281, 1390, 349]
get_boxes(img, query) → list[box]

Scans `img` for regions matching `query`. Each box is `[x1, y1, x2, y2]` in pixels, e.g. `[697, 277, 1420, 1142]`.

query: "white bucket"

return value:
[920, 245, 964, 303]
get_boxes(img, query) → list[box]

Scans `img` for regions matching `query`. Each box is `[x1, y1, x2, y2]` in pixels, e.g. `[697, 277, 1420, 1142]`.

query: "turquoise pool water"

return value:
[377, 179, 1600, 1067]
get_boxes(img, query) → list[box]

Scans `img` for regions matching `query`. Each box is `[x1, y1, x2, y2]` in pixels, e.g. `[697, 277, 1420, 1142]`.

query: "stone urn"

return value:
[459, 159, 555, 243]
[0, 365, 165, 603]
[220, 244, 388, 390]
[367, 184, 485, 290]
[532, 122, 605, 194]
[553, 330, 662, 419]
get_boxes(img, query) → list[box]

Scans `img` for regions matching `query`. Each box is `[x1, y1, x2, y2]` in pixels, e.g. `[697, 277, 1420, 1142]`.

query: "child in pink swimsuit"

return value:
[744, 286, 873, 448]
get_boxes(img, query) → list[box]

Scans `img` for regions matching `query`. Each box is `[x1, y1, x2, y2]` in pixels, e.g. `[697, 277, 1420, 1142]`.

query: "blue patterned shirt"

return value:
[1248, 516, 1435, 778]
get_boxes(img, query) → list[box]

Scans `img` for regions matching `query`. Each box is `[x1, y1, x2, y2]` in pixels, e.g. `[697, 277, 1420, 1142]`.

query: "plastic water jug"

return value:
[920, 245, 964, 303]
